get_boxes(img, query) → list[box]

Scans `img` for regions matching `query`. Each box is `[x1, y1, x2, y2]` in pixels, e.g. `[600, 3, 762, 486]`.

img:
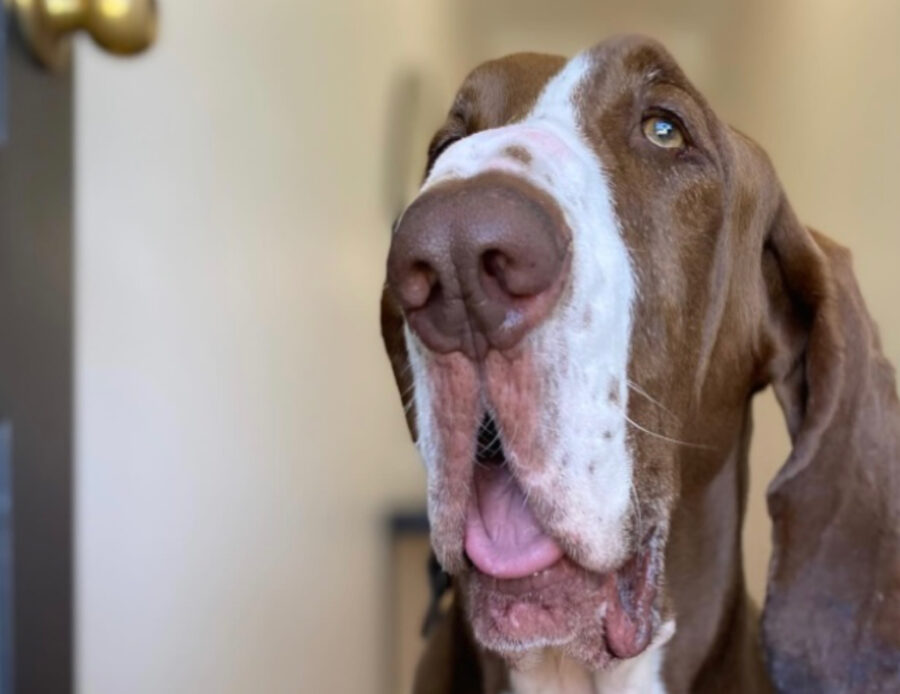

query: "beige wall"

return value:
[75, 2, 452, 692]
[75, 1, 900, 692]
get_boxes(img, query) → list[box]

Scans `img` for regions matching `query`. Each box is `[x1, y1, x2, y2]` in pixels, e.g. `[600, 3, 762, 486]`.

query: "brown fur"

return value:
[381, 35, 900, 693]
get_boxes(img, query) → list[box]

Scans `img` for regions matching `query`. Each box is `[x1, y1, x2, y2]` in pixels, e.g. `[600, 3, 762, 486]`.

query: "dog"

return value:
[380, 35, 900, 694]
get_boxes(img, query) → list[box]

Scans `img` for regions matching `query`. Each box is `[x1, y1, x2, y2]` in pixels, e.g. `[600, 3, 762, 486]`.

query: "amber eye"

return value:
[642, 116, 685, 149]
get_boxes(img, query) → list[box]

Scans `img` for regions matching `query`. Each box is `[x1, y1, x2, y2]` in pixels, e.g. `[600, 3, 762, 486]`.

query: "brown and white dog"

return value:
[381, 35, 900, 694]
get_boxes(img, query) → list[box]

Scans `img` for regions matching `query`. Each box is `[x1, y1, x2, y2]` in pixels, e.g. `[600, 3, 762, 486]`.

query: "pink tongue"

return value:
[465, 466, 564, 579]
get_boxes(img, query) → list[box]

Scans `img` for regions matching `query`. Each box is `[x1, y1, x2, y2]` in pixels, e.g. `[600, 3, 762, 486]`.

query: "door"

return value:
[0, 3, 156, 691]
[0, 11, 74, 694]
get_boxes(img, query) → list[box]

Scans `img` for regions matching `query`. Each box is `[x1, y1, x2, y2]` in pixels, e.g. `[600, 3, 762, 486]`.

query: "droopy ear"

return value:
[381, 284, 417, 439]
[761, 199, 900, 693]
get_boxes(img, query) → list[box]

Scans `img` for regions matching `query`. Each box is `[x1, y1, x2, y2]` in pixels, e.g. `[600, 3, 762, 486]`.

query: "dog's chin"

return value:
[429, 409, 665, 669]
[459, 536, 663, 671]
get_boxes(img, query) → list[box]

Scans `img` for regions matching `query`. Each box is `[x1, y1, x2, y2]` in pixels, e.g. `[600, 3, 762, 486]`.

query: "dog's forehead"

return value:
[452, 36, 695, 131]
[584, 34, 695, 86]
[442, 52, 566, 138]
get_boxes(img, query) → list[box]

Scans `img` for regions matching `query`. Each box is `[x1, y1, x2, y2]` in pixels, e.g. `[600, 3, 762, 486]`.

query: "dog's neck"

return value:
[657, 405, 770, 693]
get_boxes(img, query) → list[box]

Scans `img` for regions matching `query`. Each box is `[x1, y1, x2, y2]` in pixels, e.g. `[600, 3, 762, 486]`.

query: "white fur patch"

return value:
[507, 621, 675, 694]
[511, 53, 635, 572]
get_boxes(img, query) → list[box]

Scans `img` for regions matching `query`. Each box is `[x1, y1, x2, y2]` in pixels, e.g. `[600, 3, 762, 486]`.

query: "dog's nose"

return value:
[387, 172, 570, 360]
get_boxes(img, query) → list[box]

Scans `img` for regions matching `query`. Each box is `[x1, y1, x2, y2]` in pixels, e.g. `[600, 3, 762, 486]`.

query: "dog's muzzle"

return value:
[387, 170, 571, 361]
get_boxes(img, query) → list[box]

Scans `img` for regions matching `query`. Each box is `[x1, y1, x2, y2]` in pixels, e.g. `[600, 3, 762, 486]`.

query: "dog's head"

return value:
[381, 35, 900, 684]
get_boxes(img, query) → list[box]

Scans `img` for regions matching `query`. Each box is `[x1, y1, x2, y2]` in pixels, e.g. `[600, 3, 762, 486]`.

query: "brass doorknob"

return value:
[7, 0, 158, 70]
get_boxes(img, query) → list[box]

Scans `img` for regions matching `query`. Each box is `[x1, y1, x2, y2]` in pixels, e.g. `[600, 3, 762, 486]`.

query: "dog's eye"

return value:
[642, 116, 685, 149]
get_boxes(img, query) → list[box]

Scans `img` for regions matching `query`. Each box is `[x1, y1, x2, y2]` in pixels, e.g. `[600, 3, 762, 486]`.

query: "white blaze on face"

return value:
[405, 52, 637, 573]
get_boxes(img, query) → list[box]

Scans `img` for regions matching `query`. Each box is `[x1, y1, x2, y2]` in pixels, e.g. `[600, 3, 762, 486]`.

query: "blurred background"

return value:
[0, 1, 898, 693]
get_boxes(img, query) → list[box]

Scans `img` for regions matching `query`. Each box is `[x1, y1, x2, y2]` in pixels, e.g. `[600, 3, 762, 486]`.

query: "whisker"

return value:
[521, 474, 534, 511]
[629, 480, 644, 539]
[476, 414, 504, 459]
[481, 431, 503, 457]
[626, 380, 678, 420]
[506, 417, 522, 462]
[623, 414, 713, 450]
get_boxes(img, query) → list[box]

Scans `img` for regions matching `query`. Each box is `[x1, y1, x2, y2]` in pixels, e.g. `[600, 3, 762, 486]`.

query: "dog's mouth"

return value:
[459, 414, 663, 668]
[464, 416, 564, 579]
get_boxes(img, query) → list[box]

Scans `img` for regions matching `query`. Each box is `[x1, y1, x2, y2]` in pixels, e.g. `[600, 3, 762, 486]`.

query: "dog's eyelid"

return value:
[428, 135, 461, 168]
[426, 129, 466, 175]
[427, 116, 469, 164]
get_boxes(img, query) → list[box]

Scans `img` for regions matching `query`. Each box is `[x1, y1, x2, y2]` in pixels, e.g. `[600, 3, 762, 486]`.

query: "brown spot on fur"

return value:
[582, 307, 593, 328]
[504, 145, 532, 164]
[608, 380, 621, 404]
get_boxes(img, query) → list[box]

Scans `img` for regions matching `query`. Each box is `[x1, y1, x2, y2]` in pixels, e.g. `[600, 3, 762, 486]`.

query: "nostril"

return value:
[482, 249, 508, 278]
[480, 248, 546, 298]
[481, 250, 509, 288]
[398, 261, 438, 310]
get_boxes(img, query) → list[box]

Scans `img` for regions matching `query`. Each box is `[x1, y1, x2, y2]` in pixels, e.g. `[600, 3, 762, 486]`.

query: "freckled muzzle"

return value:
[387, 171, 571, 361]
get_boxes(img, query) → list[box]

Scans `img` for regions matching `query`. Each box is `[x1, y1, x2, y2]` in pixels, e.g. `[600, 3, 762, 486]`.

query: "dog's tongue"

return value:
[465, 466, 563, 579]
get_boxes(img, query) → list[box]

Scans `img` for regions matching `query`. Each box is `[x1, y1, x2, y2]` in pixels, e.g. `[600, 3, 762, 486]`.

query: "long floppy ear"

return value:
[760, 199, 900, 693]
